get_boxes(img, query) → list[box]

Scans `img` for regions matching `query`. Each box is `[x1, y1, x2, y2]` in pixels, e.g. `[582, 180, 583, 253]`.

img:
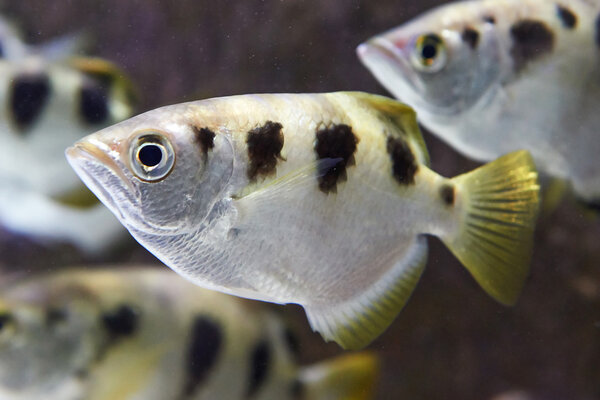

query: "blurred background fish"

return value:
[0, 267, 378, 400]
[0, 27, 137, 254]
[357, 0, 600, 207]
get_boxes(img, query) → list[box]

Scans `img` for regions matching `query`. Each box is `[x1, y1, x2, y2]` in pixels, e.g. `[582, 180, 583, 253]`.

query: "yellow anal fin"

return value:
[304, 236, 427, 350]
[444, 150, 540, 305]
[298, 352, 379, 400]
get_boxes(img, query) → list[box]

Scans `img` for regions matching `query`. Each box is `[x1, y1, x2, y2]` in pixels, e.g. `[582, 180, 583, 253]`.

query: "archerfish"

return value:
[0, 267, 378, 400]
[357, 0, 600, 206]
[66, 92, 540, 349]
[0, 54, 136, 253]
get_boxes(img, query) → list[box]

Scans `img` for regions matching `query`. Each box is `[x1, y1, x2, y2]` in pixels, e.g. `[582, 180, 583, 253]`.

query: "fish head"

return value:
[357, 7, 503, 118]
[66, 104, 235, 237]
[0, 298, 96, 393]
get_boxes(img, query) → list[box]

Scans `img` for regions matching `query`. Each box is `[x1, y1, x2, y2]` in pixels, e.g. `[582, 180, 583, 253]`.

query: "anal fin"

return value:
[304, 236, 427, 350]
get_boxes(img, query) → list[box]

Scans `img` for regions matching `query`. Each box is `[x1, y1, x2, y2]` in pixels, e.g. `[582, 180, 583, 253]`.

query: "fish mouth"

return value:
[356, 37, 423, 97]
[65, 140, 137, 221]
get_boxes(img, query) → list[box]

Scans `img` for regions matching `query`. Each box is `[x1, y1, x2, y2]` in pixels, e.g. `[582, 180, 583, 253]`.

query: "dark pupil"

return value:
[138, 144, 163, 167]
[421, 43, 437, 60]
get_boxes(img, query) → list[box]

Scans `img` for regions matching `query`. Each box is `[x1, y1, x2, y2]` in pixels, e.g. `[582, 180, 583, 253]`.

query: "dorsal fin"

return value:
[68, 56, 139, 108]
[347, 91, 430, 166]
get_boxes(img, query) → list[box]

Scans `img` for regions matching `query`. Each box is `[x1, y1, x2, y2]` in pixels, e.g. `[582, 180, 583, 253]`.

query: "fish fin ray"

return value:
[298, 352, 379, 400]
[304, 236, 427, 350]
[444, 150, 540, 305]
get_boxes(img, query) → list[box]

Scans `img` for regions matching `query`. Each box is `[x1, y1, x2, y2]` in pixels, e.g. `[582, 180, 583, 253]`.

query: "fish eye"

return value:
[129, 132, 175, 182]
[411, 33, 447, 73]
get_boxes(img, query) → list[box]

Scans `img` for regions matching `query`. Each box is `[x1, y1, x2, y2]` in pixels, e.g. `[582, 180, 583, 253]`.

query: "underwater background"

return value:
[0, 1, 598, 399]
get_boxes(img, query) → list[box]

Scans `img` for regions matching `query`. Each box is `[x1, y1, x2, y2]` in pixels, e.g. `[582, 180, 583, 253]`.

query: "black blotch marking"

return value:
[246, 121, 284, 181]
[102, 304, 139, 338]
[509, 19, 555, 72]
[193, 126, 215, 155]
[556, 5, 577, 29]
[0, 42, 5, 58]
[181, 317, 222, 398]
[595, 14, 600, 48]
[0, 313, 12, 331]
[46, 308, 68, 326]
[314, 124, 359, 193]
[483, 15, 496, 24]
[283, 327, 300, 359]
[386, 136, 418, 185]
[440, 184, 455, 206]
[10, 73, 50, 130]
[462, 27, 480, 49]
[80, 83, 109, 124]
[247, 340, 272, 397]
[290, 379, 305, 400]
[580, 198, 600, 213]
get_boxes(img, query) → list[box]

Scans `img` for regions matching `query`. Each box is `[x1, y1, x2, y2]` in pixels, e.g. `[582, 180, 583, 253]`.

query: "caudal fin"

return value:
[297, 352, 379, 400]
[442, 150, 539, 305]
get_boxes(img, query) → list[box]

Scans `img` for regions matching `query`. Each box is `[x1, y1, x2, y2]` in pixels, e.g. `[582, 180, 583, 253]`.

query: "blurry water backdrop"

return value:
[0, 1, 599, 399]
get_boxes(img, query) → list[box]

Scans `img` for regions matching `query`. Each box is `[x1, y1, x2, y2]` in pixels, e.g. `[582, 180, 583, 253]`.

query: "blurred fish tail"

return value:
[297, 352, 379, 400]
[442, 150, 540, 305]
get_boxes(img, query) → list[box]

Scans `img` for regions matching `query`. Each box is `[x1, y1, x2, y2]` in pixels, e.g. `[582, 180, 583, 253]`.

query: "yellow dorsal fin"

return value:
[68, 56, 139, 107]
[346, 91, 430, 166]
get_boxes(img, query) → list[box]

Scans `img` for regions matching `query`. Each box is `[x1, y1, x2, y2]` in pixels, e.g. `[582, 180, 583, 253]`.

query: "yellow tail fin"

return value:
[443, 150, 540, 305]
[298, 352, 379, 400]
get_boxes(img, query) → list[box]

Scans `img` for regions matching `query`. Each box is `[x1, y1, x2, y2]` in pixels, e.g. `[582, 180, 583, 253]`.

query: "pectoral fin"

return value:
[233, 158, 342, 219]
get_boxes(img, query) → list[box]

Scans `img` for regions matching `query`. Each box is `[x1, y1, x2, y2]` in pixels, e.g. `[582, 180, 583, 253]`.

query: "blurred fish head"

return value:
[0, 56, 138, 199]
[0, 300, 95, 391]
[66, 105, 235, 237]
[357, 11, 503, 118]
